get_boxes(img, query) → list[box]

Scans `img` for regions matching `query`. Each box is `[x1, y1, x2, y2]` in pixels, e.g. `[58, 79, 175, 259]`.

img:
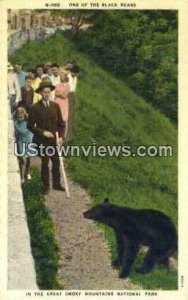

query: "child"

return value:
[19, 75, 34, 113]
[14, 107, 33, 183]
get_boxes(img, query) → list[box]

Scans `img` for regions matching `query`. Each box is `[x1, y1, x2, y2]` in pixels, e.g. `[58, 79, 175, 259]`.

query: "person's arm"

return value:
[72, 76, 77, 93]
[31, 88, 34, 104]
[55, 85, 66, 99]
[67, 73, 74, 92]
[27, 106, 54, 138]
[14, 75, 21, 103]
[62, 84, 70, 98]
[20, 87, 24, 102]
[55, 92, 65, 99]
[57, 105, 65, 140]
[55, 91, 68, 99]
[66, 83, 70, 95]
[14, 122, 20, 141]
[27, 106, 44, 136]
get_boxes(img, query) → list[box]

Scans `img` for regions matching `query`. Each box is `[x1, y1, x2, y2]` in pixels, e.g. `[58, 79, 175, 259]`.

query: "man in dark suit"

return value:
[27, 81, 65, 195]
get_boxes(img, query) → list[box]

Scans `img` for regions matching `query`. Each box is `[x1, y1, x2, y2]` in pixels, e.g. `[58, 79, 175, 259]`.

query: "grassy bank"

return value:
[11, 32, 177, 289]
[22, 168, 63, 290]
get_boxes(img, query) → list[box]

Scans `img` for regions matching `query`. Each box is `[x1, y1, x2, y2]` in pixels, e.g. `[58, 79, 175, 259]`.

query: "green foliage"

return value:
[22, 168, 63, 290]
[75, 10, 178, 122]
[11, 33, 177, 289]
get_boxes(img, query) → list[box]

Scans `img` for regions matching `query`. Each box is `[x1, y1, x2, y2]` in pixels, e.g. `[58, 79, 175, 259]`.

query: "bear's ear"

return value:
[104, 197, 109, 203]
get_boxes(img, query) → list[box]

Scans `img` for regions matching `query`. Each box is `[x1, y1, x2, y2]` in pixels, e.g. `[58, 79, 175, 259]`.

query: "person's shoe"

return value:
[27, 174, 32, 180]
[52, 184, 65, 191]
[25, 174, 32, 180]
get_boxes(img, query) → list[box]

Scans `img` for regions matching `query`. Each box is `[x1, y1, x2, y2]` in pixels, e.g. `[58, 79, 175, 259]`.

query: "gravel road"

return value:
[29, 155, 140, 290]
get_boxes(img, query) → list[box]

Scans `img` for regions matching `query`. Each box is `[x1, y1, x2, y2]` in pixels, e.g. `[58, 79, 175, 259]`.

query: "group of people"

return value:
[8, 60, 79, 138]
[8, 60, 79, 194]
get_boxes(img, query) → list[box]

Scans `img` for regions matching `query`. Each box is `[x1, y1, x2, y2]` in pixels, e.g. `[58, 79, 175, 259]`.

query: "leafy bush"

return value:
[22, 168, 63, 290]
[75, 10, 178, 123]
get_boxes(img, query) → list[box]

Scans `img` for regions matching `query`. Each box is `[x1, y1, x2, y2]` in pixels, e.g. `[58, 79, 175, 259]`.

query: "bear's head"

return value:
[83, 198, 111, 223]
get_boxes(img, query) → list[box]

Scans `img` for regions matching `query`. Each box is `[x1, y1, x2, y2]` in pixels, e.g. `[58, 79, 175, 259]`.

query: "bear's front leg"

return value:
[112, 232, 124, 268]
[119, 238, 139, 279]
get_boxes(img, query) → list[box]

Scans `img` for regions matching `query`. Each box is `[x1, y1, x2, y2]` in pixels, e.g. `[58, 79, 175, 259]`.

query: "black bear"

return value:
[83, 198, 177, 278]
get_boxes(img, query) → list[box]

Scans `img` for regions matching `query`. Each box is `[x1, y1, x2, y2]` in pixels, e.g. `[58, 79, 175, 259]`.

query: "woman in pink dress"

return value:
[54, 69, 70, 138]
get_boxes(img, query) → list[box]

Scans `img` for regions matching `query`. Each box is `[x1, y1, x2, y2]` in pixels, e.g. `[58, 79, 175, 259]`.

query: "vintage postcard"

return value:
[0, 0, 188, 299]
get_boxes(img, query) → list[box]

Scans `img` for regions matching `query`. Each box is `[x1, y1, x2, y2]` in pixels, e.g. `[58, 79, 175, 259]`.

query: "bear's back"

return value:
[111, 205, 177, 249]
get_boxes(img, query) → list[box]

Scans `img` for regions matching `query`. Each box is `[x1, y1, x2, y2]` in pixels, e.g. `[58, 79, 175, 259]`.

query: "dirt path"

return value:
[32, 158, 141, 290]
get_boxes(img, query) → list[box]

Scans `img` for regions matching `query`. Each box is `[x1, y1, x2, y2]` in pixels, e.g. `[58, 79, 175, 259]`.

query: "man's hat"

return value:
[35, 81, 55, 94]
